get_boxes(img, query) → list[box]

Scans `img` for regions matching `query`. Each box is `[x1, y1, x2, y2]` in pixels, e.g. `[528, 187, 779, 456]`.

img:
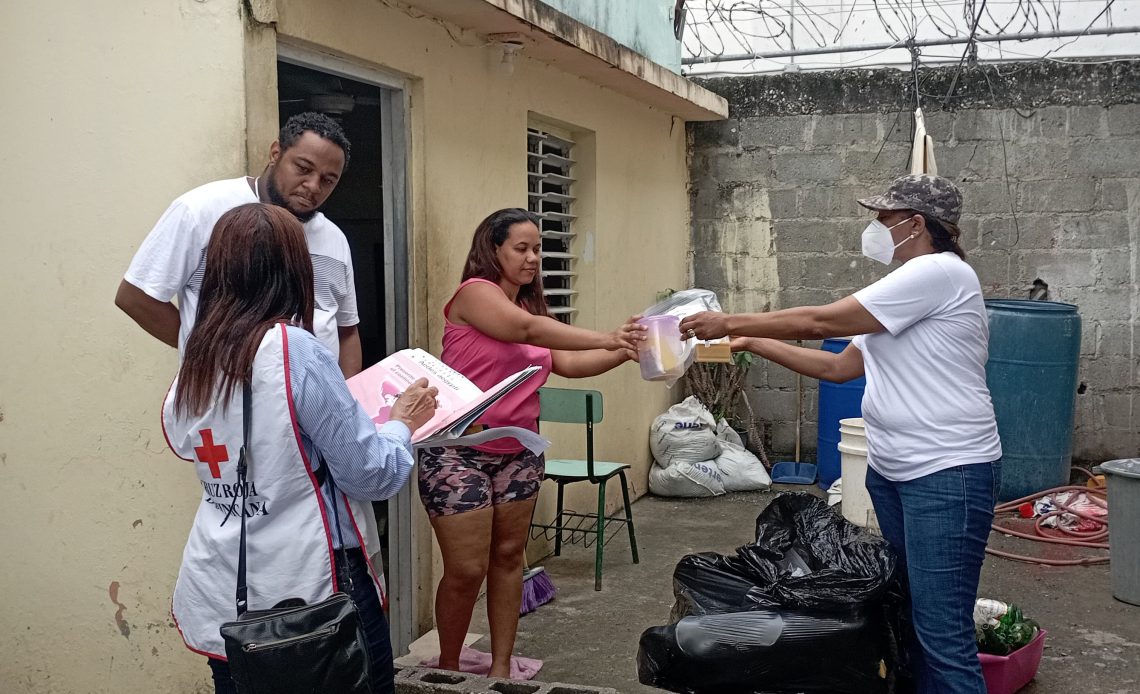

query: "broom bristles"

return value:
[520, 566, 556, 615]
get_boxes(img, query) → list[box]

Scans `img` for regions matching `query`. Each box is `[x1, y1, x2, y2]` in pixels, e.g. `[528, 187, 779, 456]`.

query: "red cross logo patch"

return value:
[193, 429, 229, 479]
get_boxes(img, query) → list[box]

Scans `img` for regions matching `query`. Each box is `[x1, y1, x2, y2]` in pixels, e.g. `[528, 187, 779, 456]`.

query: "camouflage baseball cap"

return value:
[856, 174, 963, 224]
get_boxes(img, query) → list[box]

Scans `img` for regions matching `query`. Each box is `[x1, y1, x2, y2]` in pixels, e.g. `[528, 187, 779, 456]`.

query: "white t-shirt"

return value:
[124, 178, 358, 356]
[851, 252, 1001, 481]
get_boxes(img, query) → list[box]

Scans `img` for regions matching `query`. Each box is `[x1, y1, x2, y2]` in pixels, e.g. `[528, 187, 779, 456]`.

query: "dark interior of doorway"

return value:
[278, 60, 392, 577]
[278, 60, 387, 367]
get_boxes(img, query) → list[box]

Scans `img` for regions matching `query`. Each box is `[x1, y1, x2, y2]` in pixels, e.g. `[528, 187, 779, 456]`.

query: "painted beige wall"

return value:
[1, 2, 248, 693]
[271, 0, 690, 610]
[2, 1, 690, 691]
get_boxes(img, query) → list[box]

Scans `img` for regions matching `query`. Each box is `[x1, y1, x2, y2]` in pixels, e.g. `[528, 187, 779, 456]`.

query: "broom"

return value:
[519, 495, 557, 615]
[520, 563, 557, 615]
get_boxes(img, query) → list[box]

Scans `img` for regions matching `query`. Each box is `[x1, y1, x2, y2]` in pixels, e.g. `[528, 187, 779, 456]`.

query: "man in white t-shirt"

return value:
[116, 112, 363, 376]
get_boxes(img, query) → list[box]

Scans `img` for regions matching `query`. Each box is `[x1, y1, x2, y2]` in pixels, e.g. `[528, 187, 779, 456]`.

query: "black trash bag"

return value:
[668, 551, 773, 621]
[638, 607, 885, 694]
[638, 493, 909, 694]
[738, 492, 900, 609]
[672, 494, 898, 617]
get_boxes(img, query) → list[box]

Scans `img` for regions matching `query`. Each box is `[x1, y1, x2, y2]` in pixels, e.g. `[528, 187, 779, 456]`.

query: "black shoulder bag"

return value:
[218, 381, 374, 694]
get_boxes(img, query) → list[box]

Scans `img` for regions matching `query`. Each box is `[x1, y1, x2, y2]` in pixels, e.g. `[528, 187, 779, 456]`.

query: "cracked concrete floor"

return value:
[464, 489, 1138, 693]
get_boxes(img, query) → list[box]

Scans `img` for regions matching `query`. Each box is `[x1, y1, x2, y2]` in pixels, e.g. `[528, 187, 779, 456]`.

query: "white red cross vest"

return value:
[161, 324, 383, 659]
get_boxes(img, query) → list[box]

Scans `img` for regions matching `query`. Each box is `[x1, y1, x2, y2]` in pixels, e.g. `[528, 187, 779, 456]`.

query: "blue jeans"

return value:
[208, 548, 394, 694]
[866, 461, 1001, 694]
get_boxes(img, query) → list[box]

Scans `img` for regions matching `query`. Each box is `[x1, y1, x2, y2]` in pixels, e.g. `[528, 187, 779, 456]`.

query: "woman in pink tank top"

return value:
[419, 208, 644, 678]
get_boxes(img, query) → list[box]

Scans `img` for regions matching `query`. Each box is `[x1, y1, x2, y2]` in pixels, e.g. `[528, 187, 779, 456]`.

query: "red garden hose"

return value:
[986, 469, 1110, 566]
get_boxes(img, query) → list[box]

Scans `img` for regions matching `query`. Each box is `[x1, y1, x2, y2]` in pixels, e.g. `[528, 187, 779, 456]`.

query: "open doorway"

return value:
[276, 50, 416, 655]
[278, 61, 388, 365]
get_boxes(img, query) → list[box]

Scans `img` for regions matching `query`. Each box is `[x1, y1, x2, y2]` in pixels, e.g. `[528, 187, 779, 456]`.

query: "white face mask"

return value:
[861, 218, 917, 265]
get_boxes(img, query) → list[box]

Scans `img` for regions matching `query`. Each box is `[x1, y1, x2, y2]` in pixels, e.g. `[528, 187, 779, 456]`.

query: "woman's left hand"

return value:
[679, 311, 731, 341]
[608, 315, 647, 351]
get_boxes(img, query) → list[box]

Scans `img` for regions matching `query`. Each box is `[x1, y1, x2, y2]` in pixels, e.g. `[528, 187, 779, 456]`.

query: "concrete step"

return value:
[395, 666, 618, 694]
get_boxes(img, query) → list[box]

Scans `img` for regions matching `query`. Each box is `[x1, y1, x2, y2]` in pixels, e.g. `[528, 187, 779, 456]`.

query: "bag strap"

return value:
[324, 460, 353, 592]
[234, 380, 253, 616]
[231, 381, 354, 617]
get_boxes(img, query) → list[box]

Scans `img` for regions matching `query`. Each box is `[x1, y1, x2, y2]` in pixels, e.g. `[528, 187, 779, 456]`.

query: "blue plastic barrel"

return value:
[817, 338, 866, 488]
[985, 300, 1081, 502]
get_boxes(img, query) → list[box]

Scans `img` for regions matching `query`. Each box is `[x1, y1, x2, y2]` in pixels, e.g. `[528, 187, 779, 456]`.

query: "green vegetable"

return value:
[975, 603, 1040, 656]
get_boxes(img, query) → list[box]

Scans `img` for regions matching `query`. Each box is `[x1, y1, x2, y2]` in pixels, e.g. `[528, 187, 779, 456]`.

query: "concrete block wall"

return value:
[688, 62, 1140, 464]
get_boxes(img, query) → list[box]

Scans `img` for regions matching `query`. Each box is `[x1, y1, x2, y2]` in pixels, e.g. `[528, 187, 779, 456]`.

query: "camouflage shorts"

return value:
[417, 446, 545, 518]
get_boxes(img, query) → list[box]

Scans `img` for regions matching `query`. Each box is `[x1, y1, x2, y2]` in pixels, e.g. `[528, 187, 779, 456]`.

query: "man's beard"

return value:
[265, 168, 319, 223]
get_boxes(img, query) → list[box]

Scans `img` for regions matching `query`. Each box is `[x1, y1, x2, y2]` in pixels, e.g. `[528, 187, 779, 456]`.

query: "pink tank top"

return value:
[442, 278, 553, 454]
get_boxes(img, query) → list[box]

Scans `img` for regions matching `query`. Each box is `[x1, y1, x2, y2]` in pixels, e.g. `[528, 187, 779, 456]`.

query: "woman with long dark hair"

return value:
[421, 208, 644, 678]
[162, 203, 437, 694]
[682, 175, 1001, 693]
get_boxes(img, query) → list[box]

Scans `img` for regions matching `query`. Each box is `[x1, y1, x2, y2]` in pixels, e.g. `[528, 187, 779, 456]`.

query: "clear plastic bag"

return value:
[642, 288, 724, 318]
[639, 289, 727, 386]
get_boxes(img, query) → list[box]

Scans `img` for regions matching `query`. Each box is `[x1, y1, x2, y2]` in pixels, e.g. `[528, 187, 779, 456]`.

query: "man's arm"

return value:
[115, 280, 180, 348]
[337, 325, 362, 378]
[117, 196, 202, 349]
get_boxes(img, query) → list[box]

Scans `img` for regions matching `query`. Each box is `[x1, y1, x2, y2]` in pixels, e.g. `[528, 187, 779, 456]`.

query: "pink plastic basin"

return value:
[978, 628, 1047, 694]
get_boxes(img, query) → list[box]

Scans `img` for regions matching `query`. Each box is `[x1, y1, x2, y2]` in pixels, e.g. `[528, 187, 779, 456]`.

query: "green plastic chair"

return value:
[530, 386, 639, 591]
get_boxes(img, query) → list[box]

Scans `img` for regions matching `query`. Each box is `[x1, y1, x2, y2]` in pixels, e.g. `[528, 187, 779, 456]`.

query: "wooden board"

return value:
[694, 342, 732, 363]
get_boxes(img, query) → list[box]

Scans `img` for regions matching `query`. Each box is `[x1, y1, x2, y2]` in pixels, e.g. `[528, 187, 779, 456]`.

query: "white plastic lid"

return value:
[1101, 459, 1140, 480]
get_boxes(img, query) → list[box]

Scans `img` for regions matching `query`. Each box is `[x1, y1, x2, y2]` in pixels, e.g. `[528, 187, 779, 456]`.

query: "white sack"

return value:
[715, 442, 772, 492]
[713, 421, 771, 492]
[648, 460, 726, 498]
[649, 396, 720, 467]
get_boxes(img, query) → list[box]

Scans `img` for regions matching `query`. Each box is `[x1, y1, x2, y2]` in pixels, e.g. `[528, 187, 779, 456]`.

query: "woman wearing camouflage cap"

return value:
[682, 174, 1001, 693]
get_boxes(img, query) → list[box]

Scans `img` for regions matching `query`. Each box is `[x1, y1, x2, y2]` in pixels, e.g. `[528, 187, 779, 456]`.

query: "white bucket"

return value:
[838, 417, 878, 531]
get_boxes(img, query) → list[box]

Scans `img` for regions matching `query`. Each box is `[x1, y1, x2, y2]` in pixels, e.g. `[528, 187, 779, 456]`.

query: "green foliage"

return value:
[732, 350, 754, 369]
[975, 604, 1040, 656]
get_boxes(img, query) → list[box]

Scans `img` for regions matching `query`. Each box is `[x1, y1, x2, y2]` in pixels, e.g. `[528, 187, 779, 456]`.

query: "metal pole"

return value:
[794, 340, 803, 462]
[683, 24, 1140, 65]
[788, 2, 796, 70]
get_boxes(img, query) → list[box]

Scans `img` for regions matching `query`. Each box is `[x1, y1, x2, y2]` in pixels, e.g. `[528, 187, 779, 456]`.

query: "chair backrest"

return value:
[538, 388, 605, 480]
[537, 387, 604, 424]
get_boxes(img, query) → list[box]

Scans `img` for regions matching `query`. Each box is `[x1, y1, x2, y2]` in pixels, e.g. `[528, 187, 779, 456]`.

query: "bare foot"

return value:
[488, 663, 510, 679]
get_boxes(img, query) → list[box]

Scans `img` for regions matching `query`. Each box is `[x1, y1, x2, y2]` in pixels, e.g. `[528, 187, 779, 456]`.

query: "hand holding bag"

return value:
[219, 382, 374, 693]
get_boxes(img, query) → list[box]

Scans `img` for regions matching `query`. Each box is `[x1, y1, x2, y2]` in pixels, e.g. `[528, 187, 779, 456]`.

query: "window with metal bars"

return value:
[527, 127, 577, 323]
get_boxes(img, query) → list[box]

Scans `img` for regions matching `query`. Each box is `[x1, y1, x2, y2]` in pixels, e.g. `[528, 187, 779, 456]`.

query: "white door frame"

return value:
[276, 42, 417, 657]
